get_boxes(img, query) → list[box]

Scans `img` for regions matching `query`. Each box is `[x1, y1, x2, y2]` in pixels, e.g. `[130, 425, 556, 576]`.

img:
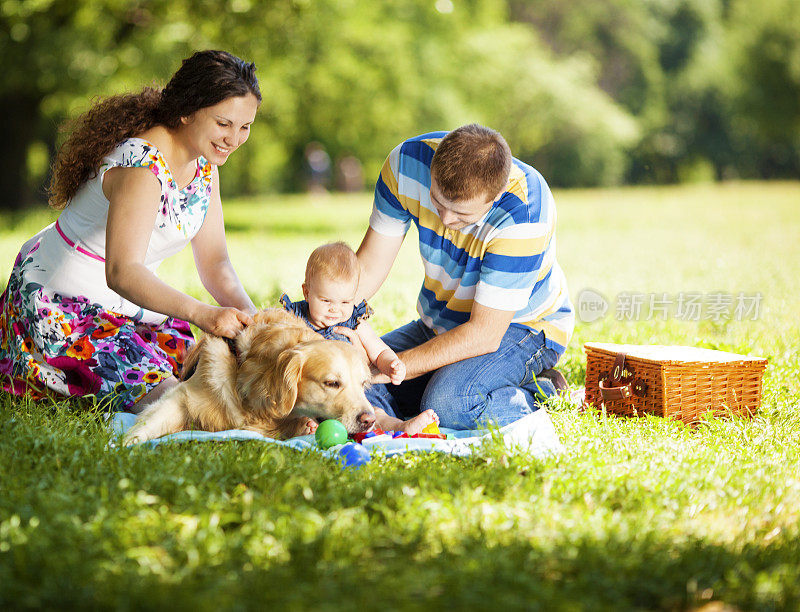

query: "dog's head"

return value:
[239, 332, 376, 434]
[276, 339, 376, 433]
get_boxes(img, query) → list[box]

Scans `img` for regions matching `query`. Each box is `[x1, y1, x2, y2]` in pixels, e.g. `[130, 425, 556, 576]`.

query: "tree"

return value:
[457, 24, 639, 186]
[0, 0, 198, 210]
[725, 0, 800, 178]
[3, 0, 796, 206]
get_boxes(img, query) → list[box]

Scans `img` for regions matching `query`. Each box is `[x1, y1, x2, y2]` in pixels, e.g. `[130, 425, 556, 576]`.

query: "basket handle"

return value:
[599, 378, 633, 401]
[599, 352, 633, 401]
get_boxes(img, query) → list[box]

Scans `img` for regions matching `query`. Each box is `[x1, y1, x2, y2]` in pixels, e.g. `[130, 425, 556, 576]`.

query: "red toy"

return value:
[351, 428, 447, 443]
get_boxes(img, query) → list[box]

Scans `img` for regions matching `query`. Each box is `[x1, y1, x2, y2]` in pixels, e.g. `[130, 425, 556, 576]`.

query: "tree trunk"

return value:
[0, 92, 42, 211]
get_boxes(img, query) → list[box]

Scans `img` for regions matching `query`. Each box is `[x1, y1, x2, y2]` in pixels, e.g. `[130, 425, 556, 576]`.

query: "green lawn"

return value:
[1, 182, 799, 610]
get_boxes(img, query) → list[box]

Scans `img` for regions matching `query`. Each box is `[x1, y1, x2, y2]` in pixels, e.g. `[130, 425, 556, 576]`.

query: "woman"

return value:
[0, 50, 260, 413]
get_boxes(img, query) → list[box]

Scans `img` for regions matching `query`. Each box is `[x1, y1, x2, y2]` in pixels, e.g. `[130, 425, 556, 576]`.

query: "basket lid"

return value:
[584, 342, 767, 364]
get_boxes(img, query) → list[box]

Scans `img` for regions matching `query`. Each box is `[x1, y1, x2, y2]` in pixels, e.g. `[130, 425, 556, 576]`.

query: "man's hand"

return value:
[332, 326, 370, 360]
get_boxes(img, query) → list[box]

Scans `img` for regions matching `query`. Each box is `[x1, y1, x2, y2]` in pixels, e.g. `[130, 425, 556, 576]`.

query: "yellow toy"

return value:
[421, 421, 441, 435]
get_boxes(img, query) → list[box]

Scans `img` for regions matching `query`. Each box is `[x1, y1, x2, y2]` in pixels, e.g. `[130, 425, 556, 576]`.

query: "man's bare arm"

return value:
[355, 227, 404, 301]
[395, 303, 516, 380]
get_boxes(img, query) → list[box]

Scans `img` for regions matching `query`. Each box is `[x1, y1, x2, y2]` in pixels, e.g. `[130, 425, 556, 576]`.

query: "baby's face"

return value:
[303, 276, 359, 329]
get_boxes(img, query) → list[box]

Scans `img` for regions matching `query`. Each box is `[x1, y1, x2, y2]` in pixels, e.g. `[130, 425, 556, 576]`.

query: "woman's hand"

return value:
[196, 305, 254, 338]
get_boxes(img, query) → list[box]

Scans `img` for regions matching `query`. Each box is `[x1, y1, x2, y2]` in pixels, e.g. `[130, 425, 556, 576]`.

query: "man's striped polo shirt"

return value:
[369, 131, 574, 354]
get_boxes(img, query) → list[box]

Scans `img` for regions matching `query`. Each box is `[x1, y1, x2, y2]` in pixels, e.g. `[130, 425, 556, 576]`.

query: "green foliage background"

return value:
[2, 0, 799, 208]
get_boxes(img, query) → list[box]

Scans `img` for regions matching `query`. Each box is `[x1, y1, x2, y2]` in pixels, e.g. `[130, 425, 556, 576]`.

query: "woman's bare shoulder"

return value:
[102, 165, 162, 202]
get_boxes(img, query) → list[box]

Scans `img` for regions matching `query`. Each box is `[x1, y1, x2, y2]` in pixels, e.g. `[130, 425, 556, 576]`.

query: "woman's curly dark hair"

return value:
[48, 50, 261, 210]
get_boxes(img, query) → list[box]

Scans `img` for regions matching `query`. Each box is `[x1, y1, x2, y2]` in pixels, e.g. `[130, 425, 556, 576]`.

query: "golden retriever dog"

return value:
[123, 309, 377, 445]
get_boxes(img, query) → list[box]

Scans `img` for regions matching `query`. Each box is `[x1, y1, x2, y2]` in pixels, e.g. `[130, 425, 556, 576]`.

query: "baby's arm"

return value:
[355, 322, 406, 385]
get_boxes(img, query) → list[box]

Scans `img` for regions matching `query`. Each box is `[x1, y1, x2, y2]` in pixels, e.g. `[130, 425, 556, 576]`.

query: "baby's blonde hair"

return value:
[305, 242, 360, 286]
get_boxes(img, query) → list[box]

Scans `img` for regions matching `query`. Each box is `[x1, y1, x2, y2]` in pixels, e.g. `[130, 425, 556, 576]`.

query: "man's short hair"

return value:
[305, 241, 360, 286]
[430, 124, 512, 202]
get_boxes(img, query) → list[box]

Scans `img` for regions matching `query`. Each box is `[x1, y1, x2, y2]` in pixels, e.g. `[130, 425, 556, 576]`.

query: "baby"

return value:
[281, 241, 438, 435]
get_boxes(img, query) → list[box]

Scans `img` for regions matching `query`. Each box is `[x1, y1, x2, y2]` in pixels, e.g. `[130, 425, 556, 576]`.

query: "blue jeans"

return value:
[366, 320, 562, 430]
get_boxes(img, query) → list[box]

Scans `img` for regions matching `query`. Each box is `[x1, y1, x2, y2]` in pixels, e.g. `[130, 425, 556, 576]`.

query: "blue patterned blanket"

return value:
[109, 410, 562, 459]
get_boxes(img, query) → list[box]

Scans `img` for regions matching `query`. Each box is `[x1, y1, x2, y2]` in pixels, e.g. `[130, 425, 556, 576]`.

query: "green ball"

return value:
[315, 419, 349, 449]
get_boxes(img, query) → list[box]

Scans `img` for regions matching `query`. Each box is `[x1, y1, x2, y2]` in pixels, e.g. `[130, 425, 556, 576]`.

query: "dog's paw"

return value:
[122, 431, 143, 446]
[301, 417, 319, 436]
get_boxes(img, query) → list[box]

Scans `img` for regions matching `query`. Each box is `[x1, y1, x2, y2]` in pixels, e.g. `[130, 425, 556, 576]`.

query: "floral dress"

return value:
[0, 138, 214, 411]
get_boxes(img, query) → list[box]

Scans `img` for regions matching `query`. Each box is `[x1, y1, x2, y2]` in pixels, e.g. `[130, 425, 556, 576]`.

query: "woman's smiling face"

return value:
[181, 93, 259, 165]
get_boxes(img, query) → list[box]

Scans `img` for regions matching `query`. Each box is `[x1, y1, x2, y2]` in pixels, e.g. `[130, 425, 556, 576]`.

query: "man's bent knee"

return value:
[422, 381, 540, 430]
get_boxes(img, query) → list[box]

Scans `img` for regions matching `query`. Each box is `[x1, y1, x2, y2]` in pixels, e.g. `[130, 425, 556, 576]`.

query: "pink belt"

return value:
[55, 220, 106, 263]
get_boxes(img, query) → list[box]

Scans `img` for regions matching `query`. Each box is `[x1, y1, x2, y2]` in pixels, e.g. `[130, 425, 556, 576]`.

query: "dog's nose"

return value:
[357, 411, 376, 431]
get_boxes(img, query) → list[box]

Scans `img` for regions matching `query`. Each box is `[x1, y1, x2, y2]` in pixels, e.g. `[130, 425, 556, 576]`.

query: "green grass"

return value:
[2, 181, 799, 610]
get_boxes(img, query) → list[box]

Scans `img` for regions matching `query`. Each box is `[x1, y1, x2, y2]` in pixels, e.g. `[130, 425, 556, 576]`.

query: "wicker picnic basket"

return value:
[584, 342, 767, 423]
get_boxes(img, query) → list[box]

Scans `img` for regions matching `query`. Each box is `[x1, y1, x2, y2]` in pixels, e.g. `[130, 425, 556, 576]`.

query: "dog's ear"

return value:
[272, 348, 305, 417]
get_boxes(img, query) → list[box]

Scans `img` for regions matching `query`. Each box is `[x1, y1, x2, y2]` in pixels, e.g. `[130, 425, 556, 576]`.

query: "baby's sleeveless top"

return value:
[279, 294, 373, 342]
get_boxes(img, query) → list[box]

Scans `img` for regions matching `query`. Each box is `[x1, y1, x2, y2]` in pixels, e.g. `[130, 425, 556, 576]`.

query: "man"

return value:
[354, 124, 573, 429]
